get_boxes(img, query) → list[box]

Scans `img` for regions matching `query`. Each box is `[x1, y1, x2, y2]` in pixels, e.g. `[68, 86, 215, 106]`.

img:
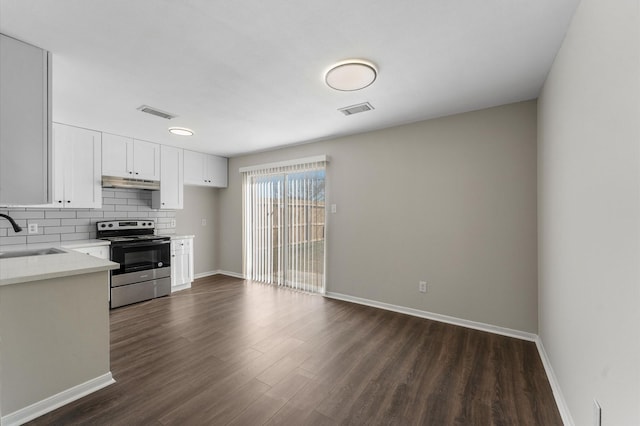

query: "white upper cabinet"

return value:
[152, 145, 183, 210]
[183, 150, 228, 187]
[206, 154, 228, 187]
[101, 133, 131, 177]
[51, 123, 102, 208]
[102, 133, 160, 181]
[183, 150, 204, 184]
[132, 139, 161, 181]
[0, 34, 51, 205]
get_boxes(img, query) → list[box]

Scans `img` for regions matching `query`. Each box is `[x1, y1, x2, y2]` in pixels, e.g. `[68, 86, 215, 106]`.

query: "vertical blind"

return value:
[241, 156, 327, 293]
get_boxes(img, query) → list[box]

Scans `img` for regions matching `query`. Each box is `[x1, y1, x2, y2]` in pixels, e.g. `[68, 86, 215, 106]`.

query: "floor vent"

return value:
[137, 105, 177, 120]
[338, 102, 374, 116]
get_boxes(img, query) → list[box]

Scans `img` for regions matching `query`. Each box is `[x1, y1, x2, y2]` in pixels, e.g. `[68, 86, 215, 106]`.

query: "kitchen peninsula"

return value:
[0, 249, 118, 425]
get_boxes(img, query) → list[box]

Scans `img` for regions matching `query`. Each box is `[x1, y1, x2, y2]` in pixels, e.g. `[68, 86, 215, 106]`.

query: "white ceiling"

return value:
[0, 0, 580, 157]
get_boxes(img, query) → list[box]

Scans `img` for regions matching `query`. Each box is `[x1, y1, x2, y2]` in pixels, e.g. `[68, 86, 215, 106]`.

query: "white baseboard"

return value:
[1, 372, 115, 426]
[535, 337, 574, 426]
[194, 270, 245, 280]
[194, 270, 218, 279]
[171, 282, 191, 293]
[324, 292, 537, 342]
[214, 270, 245, 279]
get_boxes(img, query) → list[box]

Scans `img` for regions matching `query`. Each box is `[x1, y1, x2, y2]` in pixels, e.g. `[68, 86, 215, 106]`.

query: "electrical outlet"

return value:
[331, 204, 337, 214]
[419, 281, 427, 293]
[27, 223, 38, 234]
[593, 400, 601, 426]
[170, 219, 176, 228]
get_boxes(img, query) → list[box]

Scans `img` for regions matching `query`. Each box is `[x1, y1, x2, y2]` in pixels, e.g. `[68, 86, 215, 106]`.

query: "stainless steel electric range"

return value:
[97, 220, 171, 309]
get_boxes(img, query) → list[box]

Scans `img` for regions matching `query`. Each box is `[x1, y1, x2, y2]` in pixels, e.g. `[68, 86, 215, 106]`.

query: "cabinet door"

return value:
[0, 34, 51, 205]
[171, 238, 193, 291]
[205, 154, 228, 188]
[65, 126, 102, 208]
[183, 150, 206, 185]
[52, 124, 102, 208]
[102, 133, 133, 178]
[132, 139, 160, 180]
[171, 244, 188, 289]
[172, 251, 188, 288]
[152, 145, 183, 209]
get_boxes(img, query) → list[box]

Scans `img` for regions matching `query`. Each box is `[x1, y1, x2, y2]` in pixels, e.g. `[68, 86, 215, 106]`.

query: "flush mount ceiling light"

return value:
[325, 59, 378, 91]
[168, 127, 194, 136]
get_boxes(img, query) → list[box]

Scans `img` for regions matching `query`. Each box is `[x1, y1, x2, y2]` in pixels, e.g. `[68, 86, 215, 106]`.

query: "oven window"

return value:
[112, 243, 170, 275]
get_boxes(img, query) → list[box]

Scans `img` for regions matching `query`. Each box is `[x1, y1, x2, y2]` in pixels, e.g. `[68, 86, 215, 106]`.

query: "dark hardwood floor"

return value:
[28, 275, 562, 425]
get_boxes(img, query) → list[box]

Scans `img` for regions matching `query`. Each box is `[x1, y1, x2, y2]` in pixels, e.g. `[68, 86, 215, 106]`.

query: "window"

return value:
[241, 156, 327, 293]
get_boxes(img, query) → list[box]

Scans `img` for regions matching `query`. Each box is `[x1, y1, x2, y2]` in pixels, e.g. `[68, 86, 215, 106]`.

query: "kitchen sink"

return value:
[0, 247, 66, 259]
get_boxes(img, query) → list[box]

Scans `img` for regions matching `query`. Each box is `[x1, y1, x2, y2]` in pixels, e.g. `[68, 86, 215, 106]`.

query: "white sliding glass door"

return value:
[242, 158, 326, 293]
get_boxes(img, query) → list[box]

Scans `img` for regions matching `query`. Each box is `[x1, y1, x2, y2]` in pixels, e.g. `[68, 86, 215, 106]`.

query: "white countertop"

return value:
[62, 239, 111, 249]
[0, 248, 118, 287]
[0, 239, 110, 253]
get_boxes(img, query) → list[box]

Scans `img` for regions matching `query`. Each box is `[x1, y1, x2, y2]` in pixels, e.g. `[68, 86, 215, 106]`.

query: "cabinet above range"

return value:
[102, 133, 160, 181]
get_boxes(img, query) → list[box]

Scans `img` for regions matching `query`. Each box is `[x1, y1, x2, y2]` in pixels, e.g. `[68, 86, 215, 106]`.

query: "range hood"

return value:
[102, 175, 160, 190]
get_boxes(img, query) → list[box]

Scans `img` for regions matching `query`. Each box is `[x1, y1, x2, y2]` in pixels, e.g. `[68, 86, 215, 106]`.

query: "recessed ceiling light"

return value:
[168, 127, 194, 136]
[325, 59, 377, 91]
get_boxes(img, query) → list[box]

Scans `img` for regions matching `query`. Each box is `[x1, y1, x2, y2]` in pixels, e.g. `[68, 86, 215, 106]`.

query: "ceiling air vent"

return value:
[137, 105, 177, 120]
[338, 102, 374, 116]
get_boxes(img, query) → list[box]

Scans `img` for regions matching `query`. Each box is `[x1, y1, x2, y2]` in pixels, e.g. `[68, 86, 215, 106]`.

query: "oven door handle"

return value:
[115, 241, 170, 249]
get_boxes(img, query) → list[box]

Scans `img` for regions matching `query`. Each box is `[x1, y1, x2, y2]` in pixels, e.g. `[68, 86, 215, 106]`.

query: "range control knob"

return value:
[108, 224, 114, 228]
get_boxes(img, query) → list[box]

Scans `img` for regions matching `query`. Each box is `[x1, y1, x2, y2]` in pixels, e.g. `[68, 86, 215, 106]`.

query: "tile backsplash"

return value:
[0, 188, 176, 247]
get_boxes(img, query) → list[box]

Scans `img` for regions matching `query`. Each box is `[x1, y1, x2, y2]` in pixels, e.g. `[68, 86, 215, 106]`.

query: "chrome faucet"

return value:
[0, 213, 23, 233]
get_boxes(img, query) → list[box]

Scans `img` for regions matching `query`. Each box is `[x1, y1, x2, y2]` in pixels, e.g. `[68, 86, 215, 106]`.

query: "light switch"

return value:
[331, 204, 337, 214]
[201, 219, 207, 226]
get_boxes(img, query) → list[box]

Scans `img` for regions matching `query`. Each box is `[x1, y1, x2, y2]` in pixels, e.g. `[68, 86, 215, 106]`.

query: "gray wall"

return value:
[175, 185, 219, 275]
[0, 188, 176, 248]
[538, 0, 640, 424]
[218, 101, 538, 333]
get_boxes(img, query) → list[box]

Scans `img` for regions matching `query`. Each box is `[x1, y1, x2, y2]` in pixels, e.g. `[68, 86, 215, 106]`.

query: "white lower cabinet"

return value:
[171, 236, 194, 292]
